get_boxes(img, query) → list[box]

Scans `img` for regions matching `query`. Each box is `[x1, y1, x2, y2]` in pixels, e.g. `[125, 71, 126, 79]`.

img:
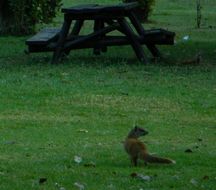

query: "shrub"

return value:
[123, 0, 155, 22]
[0, 0, 62, 35]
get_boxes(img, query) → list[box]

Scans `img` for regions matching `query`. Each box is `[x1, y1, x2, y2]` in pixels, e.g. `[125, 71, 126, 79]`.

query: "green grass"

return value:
[0, 0, 216, 189]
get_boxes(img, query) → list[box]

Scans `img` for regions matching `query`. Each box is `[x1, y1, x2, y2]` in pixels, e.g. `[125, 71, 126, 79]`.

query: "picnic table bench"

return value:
[26, 2, 175, 64]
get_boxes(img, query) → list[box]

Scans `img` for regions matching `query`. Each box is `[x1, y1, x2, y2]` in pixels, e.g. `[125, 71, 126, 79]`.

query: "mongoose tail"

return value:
[143, 153, 176, 164]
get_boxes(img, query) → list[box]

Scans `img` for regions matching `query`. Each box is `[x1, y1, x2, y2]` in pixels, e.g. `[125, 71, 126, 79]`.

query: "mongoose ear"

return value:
[134, 125, 138, 130]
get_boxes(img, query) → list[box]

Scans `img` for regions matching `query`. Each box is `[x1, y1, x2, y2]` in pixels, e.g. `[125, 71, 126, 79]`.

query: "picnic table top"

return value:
[62, 2, 139, 14]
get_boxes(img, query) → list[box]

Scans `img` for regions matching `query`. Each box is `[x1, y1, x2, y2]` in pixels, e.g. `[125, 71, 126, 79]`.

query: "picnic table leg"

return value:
[117, 18, 147, 63]
[128, 11, 161, 58]
[65, 19, 84, 56]
[93, 20, 102, 55]
[93, 19, 107, 55]
[71, 19, 84, 35]
[146, 44, 162, 58]
[128, 11, 145, 35]
[51, 18, 72, 64]
[100, 21, 108, 53]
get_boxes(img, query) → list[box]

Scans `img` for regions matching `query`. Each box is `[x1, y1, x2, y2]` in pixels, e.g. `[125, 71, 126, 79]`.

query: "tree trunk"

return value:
[0, 0, 4, 13]
[0, 0, 14, 34]
[0, 0, 5, 20]
[196, 0, 202, 28]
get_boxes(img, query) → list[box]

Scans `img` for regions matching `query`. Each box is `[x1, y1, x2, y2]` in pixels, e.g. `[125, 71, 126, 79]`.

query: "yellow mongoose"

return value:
[124, 126, 176, 166]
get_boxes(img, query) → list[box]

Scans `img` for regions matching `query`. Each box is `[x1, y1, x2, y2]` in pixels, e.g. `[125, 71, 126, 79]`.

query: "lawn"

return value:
[0, 0, 215, 190]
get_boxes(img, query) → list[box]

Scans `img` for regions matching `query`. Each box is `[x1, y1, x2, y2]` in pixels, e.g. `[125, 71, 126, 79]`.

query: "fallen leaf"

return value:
[39, 178, 47, 185]
[180, 53, 201, 65]
[84, 162, 96, 168]
[112, 171, 117, 175]
[74, 156, 82, 164]
[137, 174, 151, 181]
[120, 92, 129, 96]
[4, 141, 16, 145]
[74, 182, 85, 190]
[185, 149, 193, 153]
[193, 145, 199, 149]
[203, 175, 209, 180]
[55, 182, 66, 190]
[77, 129, 88, 133]
[130, 173, 151, 181]
[130, 172, 138, 178]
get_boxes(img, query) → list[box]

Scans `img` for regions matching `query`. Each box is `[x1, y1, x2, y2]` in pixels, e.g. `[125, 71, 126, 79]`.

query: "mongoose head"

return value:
[127, 126, 149, 138]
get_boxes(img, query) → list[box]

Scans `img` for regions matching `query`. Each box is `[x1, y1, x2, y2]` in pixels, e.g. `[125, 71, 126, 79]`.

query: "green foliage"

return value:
[123, 0, 155, 21]
[2, 0, 62, 35]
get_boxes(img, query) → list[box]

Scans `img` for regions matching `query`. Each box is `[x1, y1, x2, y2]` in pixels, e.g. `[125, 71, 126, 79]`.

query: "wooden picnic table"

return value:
[26, 2, 175, 64]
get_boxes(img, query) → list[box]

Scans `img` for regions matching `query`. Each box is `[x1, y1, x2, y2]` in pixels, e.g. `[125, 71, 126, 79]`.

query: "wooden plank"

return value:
[27, 34, 174, 53]
[62, 2, 138, 16]
[26, 28, 60, 45]
[143, 29, 175, 45]
[27, 31, 175, 54]
[27, 29, 175, 53]
[62, 4, 99, 14]
[52, 27, 173, 45]
[101, 2, 138, 12]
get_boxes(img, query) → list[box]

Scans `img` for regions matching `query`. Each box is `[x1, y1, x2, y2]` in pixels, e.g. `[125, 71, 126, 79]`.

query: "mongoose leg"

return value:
[131, 156, 138, 166]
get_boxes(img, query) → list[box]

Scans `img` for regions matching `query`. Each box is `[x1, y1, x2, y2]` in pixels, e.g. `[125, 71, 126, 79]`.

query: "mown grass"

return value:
[0, 0, 216, 189]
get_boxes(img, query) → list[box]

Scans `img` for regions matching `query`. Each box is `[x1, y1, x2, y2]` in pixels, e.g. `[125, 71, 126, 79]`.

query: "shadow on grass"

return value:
[0, 39, 215, 70]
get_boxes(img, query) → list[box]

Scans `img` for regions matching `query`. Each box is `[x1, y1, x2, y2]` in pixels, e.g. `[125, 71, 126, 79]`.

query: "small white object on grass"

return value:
[183, 35, 190, 41]
[77, 129, 88, 133]
[74, 182, 85, 190]
[137, 174, 151, 181]
[74, 156, 82, 164]
[190, 178, 198, 186]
